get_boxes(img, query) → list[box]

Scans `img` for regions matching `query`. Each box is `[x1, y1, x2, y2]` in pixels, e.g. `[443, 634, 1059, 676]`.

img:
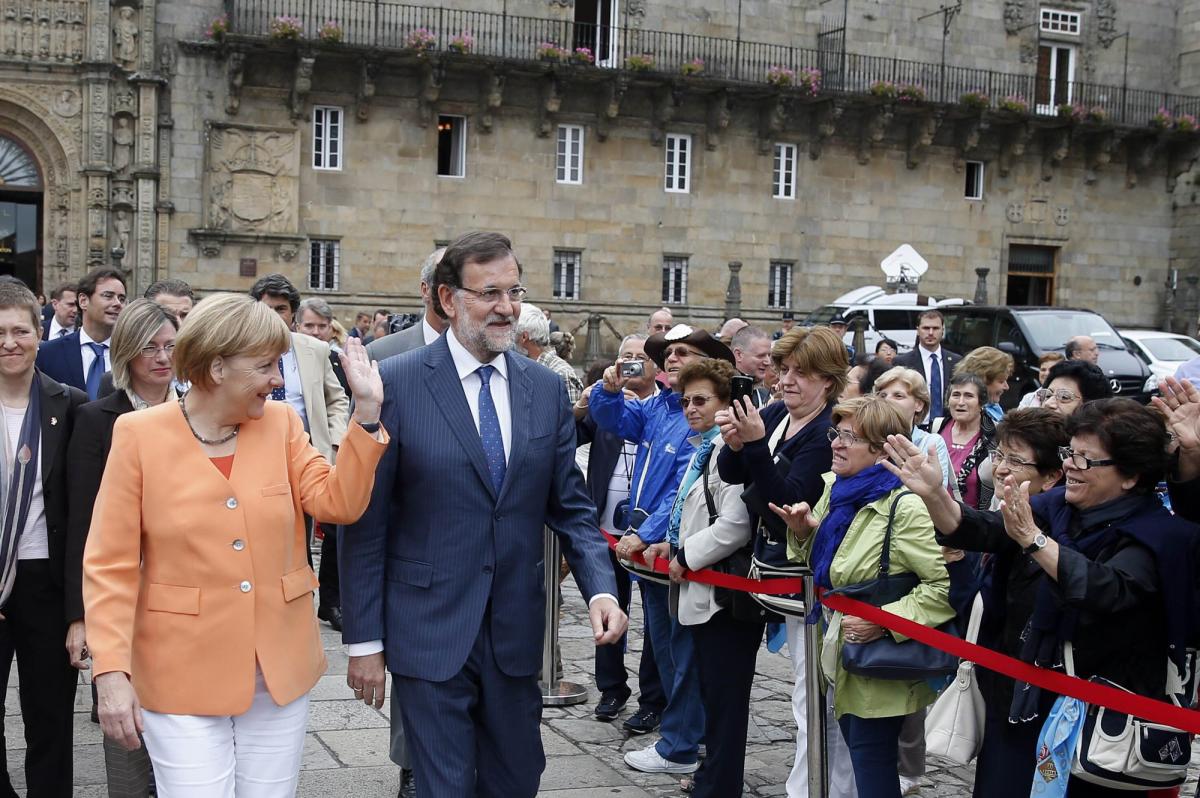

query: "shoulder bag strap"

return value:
[965, 592, 984, 644]
[631, 441, 652, 508]
[701, 456, 718, 526]
[878, 490, 913, 576]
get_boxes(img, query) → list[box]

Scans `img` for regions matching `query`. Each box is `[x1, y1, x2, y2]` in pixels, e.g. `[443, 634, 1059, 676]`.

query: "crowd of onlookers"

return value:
[8, 257, 1200, 798]
[573, 304, 1200, 798]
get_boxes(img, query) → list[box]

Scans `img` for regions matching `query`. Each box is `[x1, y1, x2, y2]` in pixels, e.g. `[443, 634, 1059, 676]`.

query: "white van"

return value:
[803, 287, 968, 355]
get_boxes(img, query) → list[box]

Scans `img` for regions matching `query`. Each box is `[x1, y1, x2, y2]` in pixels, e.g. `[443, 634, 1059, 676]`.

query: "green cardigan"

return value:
[790, 473, 954, 719]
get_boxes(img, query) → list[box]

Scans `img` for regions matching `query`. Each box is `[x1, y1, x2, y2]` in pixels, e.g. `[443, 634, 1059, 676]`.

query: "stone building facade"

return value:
[4, 0, 1200, 351]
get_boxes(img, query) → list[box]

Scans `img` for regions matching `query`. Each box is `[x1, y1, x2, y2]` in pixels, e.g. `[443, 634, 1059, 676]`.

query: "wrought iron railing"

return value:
[226, 0, 1200, 126]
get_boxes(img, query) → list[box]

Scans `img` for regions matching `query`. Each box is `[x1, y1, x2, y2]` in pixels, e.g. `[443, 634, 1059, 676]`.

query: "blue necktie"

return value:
[271, 358, 286, 401]
[85, 342, 108, 401]
[476, 365, 506, 493]
[929, 352, 943, 419]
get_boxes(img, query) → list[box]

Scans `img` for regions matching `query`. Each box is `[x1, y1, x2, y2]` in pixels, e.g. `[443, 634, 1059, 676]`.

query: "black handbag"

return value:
[699, 462, 773, 624]
[826, 491, 960, 681]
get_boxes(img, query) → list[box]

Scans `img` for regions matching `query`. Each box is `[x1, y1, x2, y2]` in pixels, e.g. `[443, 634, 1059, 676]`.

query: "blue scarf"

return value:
[0, 374, 41, 609]
[810, 463, 902, 593]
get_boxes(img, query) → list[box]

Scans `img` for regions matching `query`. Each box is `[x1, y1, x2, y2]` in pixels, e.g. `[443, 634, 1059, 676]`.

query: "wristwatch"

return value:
[359, 421, 382, 434]
[1022, 533, 1048, 555]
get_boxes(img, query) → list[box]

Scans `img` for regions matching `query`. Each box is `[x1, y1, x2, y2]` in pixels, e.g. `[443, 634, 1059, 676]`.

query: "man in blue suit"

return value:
[339, 232, 626, 797]
[35, 268, 126, 399]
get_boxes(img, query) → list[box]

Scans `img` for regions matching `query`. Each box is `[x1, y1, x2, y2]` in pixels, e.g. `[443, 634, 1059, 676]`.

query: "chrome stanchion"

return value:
[540, 527, 587, 707]
[804, 572, 828, 798]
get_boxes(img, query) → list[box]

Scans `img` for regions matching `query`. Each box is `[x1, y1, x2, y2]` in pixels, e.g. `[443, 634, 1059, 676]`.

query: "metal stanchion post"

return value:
[804, 572, 829, 798]
[540, 527, 587, 706]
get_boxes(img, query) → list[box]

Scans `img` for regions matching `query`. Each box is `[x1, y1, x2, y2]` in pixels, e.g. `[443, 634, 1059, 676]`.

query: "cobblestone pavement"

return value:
[6, 571, 1200, 796]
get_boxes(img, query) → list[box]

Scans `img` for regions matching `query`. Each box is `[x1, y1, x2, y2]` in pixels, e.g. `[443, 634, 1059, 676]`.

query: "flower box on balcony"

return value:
[406, 28, 436, 52]
[680, 58, 704, 76]
[317, 21, 343, 43]
[766, 66, 795, 87]
[869, 80, 898, 101]
[572, 47, 594, 65]
[625, 53, 655, 72]
[206, 13, 229, 41]
[958, 91, 990, 112]
[535, 42, 570, 62]
[269, 15, 303, 41]
[897, 84, 925, 104]
[996, 95, 1029, 115]
[448, 33, 474, 54]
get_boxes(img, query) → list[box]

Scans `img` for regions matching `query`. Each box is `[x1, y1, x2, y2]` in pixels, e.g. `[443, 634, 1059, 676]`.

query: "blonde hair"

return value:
[174, 293, 291, 390]
[873, 366, 931, 423]
[771, 326, 849, 401]
[954, 345, 1014, 385]
[110, 299, 179, 391]
[330, 318, 348, 347]
[831, 394, 911, 451]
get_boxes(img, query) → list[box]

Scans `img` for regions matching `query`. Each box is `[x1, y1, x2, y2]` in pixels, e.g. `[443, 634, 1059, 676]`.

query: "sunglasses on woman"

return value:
[680, 394, 716, 409]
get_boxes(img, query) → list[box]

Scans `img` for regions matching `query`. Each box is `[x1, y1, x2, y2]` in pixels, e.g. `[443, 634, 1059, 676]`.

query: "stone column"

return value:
[973, 267, 990, 305]
[724, 260, 742, 321]
[585, 313, 602, 364]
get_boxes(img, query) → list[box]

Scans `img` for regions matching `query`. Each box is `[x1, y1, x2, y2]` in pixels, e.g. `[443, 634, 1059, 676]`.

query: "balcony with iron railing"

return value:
[221, 0, 1200, 129]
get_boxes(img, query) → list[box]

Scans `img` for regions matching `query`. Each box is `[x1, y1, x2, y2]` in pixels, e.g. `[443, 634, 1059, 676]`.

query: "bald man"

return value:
[1065, 335, 1100, 365]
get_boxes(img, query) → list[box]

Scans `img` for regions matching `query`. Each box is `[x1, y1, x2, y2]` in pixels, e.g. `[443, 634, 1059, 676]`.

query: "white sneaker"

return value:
[623, 743, 700, 774]
[900, 775, 921, 795]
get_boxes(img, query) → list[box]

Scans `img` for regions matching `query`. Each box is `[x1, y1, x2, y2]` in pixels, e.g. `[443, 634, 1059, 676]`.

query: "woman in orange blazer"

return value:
[83, 293, 387, 797]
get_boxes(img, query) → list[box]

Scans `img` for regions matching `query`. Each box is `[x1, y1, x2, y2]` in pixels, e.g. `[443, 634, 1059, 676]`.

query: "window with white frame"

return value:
[773, 143, 797, 199]
[1040, 8, 1080, 35]
[309, 239, 340, 291]
[437, 115, 466, 177]
[553, 250, 581, 300]
[964, 161, 984, 200]
[556, 125, 584, 184]
[1035, 43, 1075, 112]
[768, 261, 794, 309]
[664, 133, 691, 193]
[662, 256, 688, 304]
[312, 106, 343, 170]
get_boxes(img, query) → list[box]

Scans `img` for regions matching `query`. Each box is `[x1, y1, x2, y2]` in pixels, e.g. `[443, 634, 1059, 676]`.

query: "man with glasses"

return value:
[591, 324, 736, 775]
[575, 334, 669, 732]
[340, 231, 626, 798]
[36, 268, 126, 400]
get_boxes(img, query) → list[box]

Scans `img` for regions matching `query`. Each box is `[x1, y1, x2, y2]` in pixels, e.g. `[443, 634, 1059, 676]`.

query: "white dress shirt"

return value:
[79, 327, 112, 379]
[1, 404, 48, 561]
[47, 317, 70, 339]
[278, 348, 309, 430]
[347, 327, 613, 657]
[421, 317, 440, 346]
[918, 345, 945, 424]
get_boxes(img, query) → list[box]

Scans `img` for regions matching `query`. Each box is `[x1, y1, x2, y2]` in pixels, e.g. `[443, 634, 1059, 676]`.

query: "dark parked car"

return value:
[940, 306, 1157, 408]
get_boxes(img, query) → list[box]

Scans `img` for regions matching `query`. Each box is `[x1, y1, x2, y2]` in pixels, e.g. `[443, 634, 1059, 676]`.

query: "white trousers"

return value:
[785, 616, 858, 798]
[141, 669, 310, 798]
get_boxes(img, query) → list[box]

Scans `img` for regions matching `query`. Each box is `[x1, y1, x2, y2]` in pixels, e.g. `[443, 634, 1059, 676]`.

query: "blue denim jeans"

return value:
[837, 713, 905, 798]
[640, 581, 705, 764]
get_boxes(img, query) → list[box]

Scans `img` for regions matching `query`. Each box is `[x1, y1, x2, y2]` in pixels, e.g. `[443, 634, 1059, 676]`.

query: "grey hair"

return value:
[298, 297, 334, 321]
[730, 325, 769, 351]
[621, 333, 649, 350]
[517, 302, 551, 346]
[419, 247, 445, 287]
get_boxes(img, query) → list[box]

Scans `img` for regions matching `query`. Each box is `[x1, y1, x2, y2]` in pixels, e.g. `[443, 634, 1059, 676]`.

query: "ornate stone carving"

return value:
[0, 0, 86, 62]
[626, 0, 646, 28]
[856, 104, 893, 165]
[809, 99, 844, 160]
[1082, 130, 1119, 184]
[226, 51, 245, 115]
[158, 41, 174, 75]
[416, 62, 442, 127]
[203, 123, 299, 236]
[537, 75, 561, 138]
[1006, 202, 1024, 223]
[1096, 0, 1118, 48]
[953, 115, 986, 170]
[290, 53, 315, 120]
[706, 90, 730, 151]
[905, 110, 942, 169]
[113, 88, 135, 113]
[996, 122, 1034, 178]
[1003, 0, 1025, 35]
[474, 71, 504, 133]
[111, 208, 130, 252]
[110, 179, 134, 207]
[595, 76, 628, 141]
[112, 113, 134, 175]
[1040, 126, 1071, 181]
[276, 241, 300, 261]
[547, 0, 573, 6]
[1054, 206, 1070, 226]
[52, 88, 80, 117]
[112, 5, 137, 70]
[1125, 135, 1159, 189]
[758, 95, 786, 155]
[356, 60, 379, 122]
[651, 84, 683, 146]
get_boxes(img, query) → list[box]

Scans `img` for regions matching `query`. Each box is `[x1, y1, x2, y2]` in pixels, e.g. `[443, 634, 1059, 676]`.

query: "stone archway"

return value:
[0, 87, 83, 284]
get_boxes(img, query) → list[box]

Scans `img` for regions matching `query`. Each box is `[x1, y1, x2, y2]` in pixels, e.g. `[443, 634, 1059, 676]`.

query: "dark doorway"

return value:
[1006, 245, 1056, 306]
[574, 0, 618, 66]
[0, 134, 44, 293]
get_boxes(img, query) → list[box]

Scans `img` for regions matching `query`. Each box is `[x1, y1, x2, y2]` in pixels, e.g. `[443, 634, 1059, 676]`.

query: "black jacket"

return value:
[64, 388, 133, 622]
[576, 414, 624, 523]
[715, 400, 834, 568]
[21, 372, 89, 621]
